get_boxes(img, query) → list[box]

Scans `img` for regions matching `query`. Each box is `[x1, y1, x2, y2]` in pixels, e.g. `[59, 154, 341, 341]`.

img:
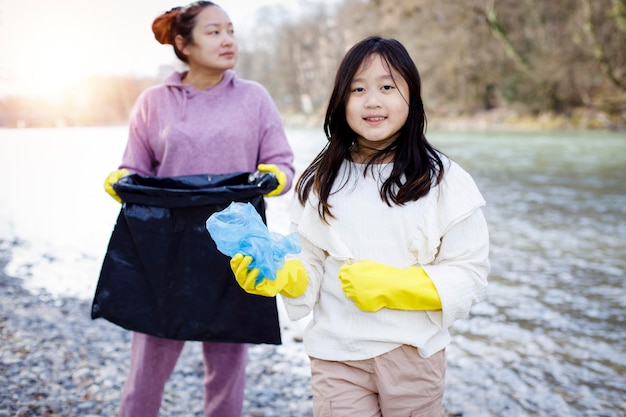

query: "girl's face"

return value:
[180, 6, 238, 73]
[346, 54, 409, 157]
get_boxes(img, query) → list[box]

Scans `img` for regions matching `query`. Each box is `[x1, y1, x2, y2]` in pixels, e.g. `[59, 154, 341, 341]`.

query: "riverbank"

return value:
[0, 240, 313, 417]
[281, 106, 626, 132]
[3, 105, 624, 132]
[0, 239, 483, 417]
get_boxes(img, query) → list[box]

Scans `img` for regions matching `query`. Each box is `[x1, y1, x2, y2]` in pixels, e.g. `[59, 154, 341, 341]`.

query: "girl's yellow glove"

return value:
[103, 168, 129, 203]
[338, 261, 441, 312]
[257, 164, 286, 197]
[230, 254, 308, 298]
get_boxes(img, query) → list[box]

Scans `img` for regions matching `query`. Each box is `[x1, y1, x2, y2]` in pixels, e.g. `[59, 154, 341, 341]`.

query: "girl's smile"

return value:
[364, 115, 387, 125]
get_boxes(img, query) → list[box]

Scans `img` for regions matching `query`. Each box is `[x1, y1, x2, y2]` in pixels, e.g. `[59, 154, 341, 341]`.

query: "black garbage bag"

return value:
[91, 171, 282, 344]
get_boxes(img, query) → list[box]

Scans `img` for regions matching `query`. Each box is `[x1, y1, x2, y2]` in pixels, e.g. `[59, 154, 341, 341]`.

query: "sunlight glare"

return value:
[16, 47, 88, 99]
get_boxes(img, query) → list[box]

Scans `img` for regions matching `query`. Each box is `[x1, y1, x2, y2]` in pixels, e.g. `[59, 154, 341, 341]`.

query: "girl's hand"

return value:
[230, 254, 308, 298]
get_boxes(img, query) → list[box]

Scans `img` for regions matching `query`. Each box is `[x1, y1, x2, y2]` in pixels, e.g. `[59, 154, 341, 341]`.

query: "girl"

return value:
[102, 2, 294, 417]
[231, 36, 489, 416]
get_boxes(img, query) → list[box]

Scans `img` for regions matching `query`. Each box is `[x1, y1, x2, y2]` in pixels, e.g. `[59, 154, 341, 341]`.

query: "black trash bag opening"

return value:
[91, 171, 281, 344]
[113, 170, 279, 208]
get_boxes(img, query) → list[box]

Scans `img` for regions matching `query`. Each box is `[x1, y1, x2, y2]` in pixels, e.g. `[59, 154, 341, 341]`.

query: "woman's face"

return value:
[181, 6, 238, 72]
[346, 54, 410, 155]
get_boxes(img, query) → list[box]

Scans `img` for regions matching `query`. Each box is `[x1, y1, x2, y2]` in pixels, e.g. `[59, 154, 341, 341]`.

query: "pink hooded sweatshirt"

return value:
[119, 70, 294, 191]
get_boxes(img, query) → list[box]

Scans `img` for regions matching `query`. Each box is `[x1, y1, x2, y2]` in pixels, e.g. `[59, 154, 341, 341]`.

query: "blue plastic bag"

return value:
[206, 202, 300, 284]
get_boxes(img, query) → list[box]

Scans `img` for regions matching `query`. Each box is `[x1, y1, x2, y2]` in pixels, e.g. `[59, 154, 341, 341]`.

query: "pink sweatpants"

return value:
[118, 332, 248, 417]
[310, 345, 446, 417]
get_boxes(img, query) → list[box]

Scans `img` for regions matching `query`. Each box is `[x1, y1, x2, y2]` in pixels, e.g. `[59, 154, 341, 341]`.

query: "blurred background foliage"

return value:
[2, 0, 625, 129]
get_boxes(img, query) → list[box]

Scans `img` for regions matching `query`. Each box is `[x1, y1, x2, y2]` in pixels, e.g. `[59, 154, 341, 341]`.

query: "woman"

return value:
[103, 2, 294, 416]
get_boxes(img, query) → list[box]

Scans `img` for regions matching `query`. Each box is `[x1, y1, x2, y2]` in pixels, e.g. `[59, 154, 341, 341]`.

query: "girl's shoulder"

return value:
[429, 156, 485, 224]
[436, 155, 476, 190]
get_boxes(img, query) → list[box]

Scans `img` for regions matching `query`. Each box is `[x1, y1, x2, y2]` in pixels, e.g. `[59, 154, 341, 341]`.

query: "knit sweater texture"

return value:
[119, 70, 294, 189]
[282, 158, 490, 360]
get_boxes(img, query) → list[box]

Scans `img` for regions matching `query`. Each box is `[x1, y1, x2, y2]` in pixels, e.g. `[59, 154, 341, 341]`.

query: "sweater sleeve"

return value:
[414, 161, 490, 330]
[120, 90, 157, 176]
[281, 197, 327, 321]
[255, 87, 295, 194]
[422, 209, 490, 330]
[281, 231, 326, 321]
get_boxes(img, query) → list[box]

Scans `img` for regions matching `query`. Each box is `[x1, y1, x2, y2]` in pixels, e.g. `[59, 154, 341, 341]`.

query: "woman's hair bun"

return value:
[152, 6, 181, 45]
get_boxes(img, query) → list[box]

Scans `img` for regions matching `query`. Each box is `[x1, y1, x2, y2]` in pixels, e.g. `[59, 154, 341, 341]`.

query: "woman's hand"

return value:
[257, 164, 286, 197]
[103, 169, 129, 203]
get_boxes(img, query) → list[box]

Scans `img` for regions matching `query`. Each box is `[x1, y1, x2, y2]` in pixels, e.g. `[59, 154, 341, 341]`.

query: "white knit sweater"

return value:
[282, 157, 490, 360]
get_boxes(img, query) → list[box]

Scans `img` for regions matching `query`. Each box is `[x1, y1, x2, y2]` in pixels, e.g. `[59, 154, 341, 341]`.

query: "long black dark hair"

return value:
[296, 36, 445, 221]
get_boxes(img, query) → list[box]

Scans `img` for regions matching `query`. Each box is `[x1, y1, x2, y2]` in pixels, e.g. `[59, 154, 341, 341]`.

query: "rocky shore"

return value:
[0, 242, 476, 417]
[0, 243, 313, 417]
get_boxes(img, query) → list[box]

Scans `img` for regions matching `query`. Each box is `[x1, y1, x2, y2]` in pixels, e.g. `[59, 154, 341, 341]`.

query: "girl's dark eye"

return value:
[382, 85, 394, 91]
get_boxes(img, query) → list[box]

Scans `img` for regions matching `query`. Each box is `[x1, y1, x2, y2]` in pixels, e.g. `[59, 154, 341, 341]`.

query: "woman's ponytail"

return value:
[152, 7, 181, 45]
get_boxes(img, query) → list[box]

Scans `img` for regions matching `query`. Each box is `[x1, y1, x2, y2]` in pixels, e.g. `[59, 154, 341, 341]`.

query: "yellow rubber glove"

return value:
[104, 168, 130, 203]
[338, 260, 441, 312]
[257, 164, 286, 197]
[230, 253, 308, 298]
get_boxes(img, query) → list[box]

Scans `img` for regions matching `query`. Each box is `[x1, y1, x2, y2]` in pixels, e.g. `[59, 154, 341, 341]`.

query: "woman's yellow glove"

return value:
[338, 260, 441, 312]
[104, 168, 129, 203]
[230, 253, 308, 298]
[257, 164, 286, 197]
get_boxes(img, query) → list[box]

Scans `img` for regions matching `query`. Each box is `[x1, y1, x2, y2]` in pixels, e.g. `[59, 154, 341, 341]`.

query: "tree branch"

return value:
[582, 0, 626, 90]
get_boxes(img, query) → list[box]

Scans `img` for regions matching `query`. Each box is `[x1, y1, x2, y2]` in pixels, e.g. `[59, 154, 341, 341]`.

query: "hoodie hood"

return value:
[163, 70, 237, 120]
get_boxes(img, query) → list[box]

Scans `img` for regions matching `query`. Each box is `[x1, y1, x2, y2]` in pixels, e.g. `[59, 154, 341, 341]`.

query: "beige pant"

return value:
[311, 345, 445, 417]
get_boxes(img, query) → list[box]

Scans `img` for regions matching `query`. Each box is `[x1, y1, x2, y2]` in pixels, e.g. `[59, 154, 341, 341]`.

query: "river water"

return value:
[0, 126, 625, 416]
